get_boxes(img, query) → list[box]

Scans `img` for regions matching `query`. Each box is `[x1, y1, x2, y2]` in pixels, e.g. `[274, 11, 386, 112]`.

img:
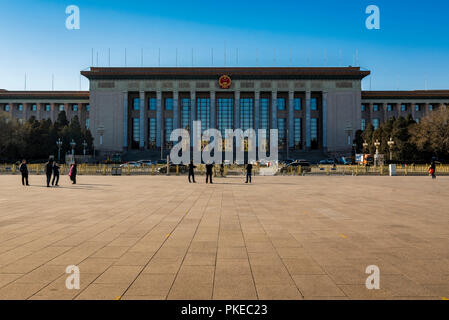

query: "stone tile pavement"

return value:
[0, 175, 448, 300]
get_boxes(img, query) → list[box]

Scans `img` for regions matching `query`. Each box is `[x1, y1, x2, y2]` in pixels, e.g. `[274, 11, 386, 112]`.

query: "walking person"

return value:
[52, 161, 60, 186]
[188, 160, 196, 183]
[245, 162, 253, 184]
[205, 162, 214, 184]
[429, 157, 437, 179]
[19, 159, 29, 186]
[69, 162, 77, 184]
[45, 158, 53, 187]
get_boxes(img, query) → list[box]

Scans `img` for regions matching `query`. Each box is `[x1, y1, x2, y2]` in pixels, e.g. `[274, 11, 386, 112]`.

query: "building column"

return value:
[322, 91, 328, 150]
[210, 91, 216, 129]
[254, 91, 260, 147]
[123, 92, 128, 150]
[288, 91, 294, 148]
[139, 91, 145, 149]
[190, 91, 196, 148]
[305, 91, 311, 150]
[173, 91, 179, 129]
[411, 102, 416, 120]
[51, 103, 57, 122]
[368, 103, 373, 126]
[234, 90, 240, 129]
[156, 91, 162, 148]
[271, 91, 277, 130]
[23, 103, 28, 121]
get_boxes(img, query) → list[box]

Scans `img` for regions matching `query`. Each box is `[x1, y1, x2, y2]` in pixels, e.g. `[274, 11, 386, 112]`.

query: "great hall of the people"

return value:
[1, 67, 449, 157]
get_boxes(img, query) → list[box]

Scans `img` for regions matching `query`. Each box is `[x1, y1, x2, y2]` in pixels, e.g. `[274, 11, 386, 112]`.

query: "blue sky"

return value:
[1, 0, 448, 91]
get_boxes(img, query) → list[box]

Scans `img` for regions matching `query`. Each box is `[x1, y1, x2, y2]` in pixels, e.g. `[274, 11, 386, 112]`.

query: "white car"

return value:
[120, 162, 141, 168]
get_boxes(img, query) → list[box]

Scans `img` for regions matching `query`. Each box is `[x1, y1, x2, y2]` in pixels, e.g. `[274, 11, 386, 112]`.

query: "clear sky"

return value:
[1, 0, 448, 91]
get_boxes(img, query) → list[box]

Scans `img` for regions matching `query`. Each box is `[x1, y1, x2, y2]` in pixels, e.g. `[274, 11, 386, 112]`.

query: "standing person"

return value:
[188, 160, 196, 183]
[69, 162, 77, 184]
[245, 162, 253, 184]
[205, 162, 214, 184]
[220, 163, 225, 177]
[52, 161, 60, 186]
[19, 159, 29, 186]
[45, 158, 53, 187]
[429, 157, 437, 179]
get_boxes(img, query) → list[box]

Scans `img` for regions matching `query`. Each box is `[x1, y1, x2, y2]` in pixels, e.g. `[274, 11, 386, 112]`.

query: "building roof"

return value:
[0, 90, 89, 100]
[81, 67, 370, 80]
[362, 90, 449, 100]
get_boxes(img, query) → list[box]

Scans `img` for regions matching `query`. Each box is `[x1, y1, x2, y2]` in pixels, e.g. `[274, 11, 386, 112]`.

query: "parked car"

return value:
[119, 161, 141, 168]
[279, 160, 311, 173]
[157, 163, 188, 174]
[319, 158, 336, 165]
[137, 160, 153, 166]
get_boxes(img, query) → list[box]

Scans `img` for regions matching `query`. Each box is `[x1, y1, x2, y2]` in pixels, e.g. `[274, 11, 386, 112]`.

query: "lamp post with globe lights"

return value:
[387, 137, 395, 161]
[56, 138, 63, 161]
[70, 139, 76, 156]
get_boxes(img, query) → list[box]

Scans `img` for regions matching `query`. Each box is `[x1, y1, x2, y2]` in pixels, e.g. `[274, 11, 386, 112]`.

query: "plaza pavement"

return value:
[0, 174, 448, 300]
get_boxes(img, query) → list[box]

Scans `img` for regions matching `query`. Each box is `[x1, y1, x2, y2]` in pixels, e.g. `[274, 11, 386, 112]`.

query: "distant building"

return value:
[1, 67, 448, 156]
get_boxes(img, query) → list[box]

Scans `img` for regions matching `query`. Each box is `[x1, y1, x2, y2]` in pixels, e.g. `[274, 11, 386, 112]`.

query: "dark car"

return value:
[280, 160, 311, 173]
[157, 163, 188, 174]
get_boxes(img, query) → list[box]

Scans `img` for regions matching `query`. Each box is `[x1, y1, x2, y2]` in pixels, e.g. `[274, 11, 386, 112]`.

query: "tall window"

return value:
[260, 98, 269, 130]
[133, 98, 140, 111]
[180, 98, 191, 130]
[311, 118, 318, 142]
[277, 98, 286, 111]
[240, 98, 253, 131]
[217, 98, 233, 136]
[361, 119, 366, 131]
[165, 118, 173, 145]
[294, 118, 302, 147]
[85, 118, 90, 129]
[4, 104, 10, 112]
[429, 104, 434, 111]
[196, 98, 210, 135]
[387, 104, 393, 112]
[361, 105, 366, 112]
[149, 98, 157, 111]
[18, 104, 23, 111]
[132, 118, 140, 142]
[373, 104, 379, 112]
[401, 104, 407, 112]
[415, 104, 420, 111]
[277, 118, 286, 148]
[45, 104, 51, 112]
[32, 104, 37, 111]
[165, 98, 173, 111]
[311, 98, 318, 111]
[148, 118, 157, 146]
[59, 105, 64, 112]
[86, 104, 90, 112]
[72, 104, 78, 112]
[372, 118, 380, 129]
[294, 98, 302, 111]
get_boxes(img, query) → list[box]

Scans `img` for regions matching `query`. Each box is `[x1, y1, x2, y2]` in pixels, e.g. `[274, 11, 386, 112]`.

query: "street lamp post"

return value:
[387, 137, 395, 161]
[82, 140, 88, 161]
[56, 138, 63, 161]
[363, 141, 369, 153]
[374, 139, 381, 166]
[70, 139, 76, 156]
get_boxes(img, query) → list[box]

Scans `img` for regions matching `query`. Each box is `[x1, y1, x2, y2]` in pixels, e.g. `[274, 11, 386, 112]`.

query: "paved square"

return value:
[0, 174, 448, 300]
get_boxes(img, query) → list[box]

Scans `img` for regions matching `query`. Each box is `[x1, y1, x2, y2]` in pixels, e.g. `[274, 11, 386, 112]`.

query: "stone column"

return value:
[123, 92, 128, 150]
[210, 91, 216, 129]
[305, 91, 311, 150]
[271, 91, 277, 130]
[411, 102, 416, 120]
[190, 90, 196, 147]
[322, 91, 328, 150]
[173, 91, 179, 129]
[139, 91, 145, 149]
[234, 90, 240, 129]
[254, 91, 260, 147]
[23, 103, 28, 121]
[156, 91, 162, 148]
[288, 91, 294, 148]
[368, 103, 374, 126]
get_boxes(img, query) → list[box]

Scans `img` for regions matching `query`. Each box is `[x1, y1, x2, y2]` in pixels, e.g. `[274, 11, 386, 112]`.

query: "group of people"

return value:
[187, 161, 253, 184]
[19, 159, 77, 187]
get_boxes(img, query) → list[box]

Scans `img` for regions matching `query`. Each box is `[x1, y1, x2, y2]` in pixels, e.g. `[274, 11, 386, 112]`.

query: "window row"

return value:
[362, 104, 436, 112]
[2, 104, 89, 112]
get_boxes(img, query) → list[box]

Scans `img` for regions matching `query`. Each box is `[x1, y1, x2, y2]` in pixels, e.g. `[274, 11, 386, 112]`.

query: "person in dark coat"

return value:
[245, 163, 253, 184]
[52, 161, 60, 186]
[205, 162, 214, 184]
[45, 158, 53, 187]
[69, 162, 77, 184]
[19, 159, 29, 186]
[188, 160, 196, 183]
[430, 157, 437, 179]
